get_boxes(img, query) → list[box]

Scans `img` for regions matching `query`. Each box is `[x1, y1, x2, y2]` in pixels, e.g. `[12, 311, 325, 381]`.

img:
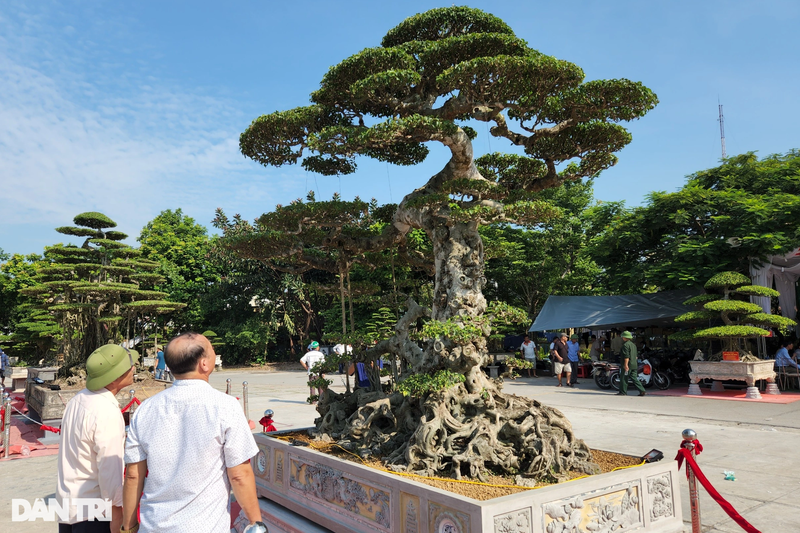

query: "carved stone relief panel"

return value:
[254, 445, 270, 482]
[274, 449, 284, 487]
[428, 502, 470, 533]
[542, 482, 643, 533]
[646, 473, 674, 522]
[288, 457, 392, 530]
[401, 492, 421, 533]
[494, 508, 532, 533]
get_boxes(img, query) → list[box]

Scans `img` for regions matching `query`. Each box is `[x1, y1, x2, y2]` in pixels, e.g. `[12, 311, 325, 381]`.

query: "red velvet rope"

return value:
[41, 424, 61, 434]
[120, 396, 141, 413]
[675, 440, 761, 533]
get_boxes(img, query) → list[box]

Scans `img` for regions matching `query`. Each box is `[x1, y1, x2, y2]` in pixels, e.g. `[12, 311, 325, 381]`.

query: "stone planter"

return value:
[238, 431, 683, 533]
[25, 384, 136, 425]
[688, 360, 778, 399]
[9, 367, 28, 392]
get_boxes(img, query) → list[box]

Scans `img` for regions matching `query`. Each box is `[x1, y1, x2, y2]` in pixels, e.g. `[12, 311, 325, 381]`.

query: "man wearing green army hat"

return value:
[617, 331, 646, 397]
[56, 344, 138, 532]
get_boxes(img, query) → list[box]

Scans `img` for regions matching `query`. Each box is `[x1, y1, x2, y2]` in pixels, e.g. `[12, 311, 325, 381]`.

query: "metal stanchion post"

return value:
[682, 428, 702, 533]
[3, 392, 11, 459]
[242, 381, 249, 421]
[129, 389, 136, 413]
[226, 378, 232, 395]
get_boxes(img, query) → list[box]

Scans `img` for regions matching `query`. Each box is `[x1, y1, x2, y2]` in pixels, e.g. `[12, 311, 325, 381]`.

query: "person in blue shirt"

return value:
[775, 341, 799, 370]
[567, 335, 582, 385]
[155, 348, 166, 380]
[0, 349, 10, 390]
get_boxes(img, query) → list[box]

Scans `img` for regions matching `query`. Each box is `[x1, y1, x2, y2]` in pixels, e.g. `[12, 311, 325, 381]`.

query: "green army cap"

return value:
[86, 345, 139, 391]
[621, 331, 633, 340]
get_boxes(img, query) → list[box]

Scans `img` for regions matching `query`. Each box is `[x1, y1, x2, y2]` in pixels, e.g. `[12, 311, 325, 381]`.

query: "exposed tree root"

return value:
[316, 383, 598, 482]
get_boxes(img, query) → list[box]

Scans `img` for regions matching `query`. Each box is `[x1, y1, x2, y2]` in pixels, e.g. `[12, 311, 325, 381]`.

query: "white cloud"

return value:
[0, 2, 304, 251]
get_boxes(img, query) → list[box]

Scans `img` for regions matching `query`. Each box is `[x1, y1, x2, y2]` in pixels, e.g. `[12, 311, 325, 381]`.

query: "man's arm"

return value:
[122, 460, 146, 531]
[228, 462, 261, 525]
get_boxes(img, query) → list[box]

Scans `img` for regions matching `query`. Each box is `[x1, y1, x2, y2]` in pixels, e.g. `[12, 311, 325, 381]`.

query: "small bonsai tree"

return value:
[673, 271, 796, 360]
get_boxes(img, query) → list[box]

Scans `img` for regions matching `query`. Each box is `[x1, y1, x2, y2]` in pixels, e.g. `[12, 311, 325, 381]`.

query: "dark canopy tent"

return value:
[529, 290, 697, 331]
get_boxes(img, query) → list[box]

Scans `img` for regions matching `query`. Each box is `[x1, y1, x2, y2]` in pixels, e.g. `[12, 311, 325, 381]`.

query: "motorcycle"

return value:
[592, 360, 618, 390]
[609, 357, 671, 390]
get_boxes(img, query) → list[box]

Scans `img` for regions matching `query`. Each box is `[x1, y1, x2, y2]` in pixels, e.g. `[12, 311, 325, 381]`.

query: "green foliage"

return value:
[673, 271, 796, 344]
[482, 180, 606, 316]
[505, 357, 533, 369]
[732, 285, 780, 298]
[674, 310, 719, 323]
[588, 151, 800, 291]
[396, 369, 466, 397]
[683, 294, 721, 306]
[16, 213, 185, 366]
[703, 299, 763, 314]
[694, 325, 771, 339]
[72, 212, 116, 229]
[705, 271, 750, 289]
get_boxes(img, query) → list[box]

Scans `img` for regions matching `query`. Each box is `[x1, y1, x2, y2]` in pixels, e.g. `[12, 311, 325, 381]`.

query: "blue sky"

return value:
[1, 0, 798, 255]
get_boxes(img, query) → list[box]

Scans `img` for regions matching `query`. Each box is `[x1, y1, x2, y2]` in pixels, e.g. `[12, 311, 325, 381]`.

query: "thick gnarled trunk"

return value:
[313, 134, 597, 482]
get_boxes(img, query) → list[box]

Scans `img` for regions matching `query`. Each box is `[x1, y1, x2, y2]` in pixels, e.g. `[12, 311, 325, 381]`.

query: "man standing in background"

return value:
[300, 341, 326, 400]
[0, 348, 10, 390]
[567, 334, 581, 385]
[618, 331, 646, 397]
[519, 334, 538, 378]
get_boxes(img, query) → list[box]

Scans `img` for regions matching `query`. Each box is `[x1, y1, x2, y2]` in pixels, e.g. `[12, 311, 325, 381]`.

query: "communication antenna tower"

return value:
[718, 103, 727, 159]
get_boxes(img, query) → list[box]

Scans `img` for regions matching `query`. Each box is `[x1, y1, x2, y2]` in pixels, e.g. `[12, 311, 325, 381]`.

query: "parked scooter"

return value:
[592, 361, 618, 390]
[609, 357, 671, 390]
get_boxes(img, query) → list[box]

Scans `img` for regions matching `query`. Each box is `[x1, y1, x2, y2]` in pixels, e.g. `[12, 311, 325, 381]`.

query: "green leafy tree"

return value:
[588, 151, 800, 292]
[674, 271, 796, 358]
[138, 209, 221, 334]
[20, 212, 184, 369]
[0, 253, 55, 361]
[237, 7, 657, 480]
[482, 179, 604, 317]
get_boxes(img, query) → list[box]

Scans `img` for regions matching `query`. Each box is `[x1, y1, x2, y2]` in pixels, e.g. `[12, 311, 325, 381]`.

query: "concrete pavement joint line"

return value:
[561, 405, 800, 433]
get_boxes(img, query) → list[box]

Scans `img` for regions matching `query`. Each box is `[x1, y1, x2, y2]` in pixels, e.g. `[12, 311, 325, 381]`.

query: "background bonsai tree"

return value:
[236, 7, 657, 481]
[20, 212, 185, 372]
[673, 271, 796, 360]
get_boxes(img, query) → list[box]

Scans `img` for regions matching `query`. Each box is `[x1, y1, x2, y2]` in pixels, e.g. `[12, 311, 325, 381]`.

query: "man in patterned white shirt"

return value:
[121, 332, 262, 533]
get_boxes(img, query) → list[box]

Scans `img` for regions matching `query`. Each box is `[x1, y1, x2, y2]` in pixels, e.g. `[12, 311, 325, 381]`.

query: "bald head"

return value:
[165, 332, 213, 376]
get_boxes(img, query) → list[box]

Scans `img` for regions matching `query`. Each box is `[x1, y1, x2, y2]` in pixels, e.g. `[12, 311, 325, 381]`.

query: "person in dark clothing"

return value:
[550, 332, 572, 387]
[618, 331, 646, 396]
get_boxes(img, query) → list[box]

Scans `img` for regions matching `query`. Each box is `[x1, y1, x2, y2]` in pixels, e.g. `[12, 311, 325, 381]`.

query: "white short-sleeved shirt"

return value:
[519, 341, 537, 359]
[300, 350, 325, 375]
[124, 379, 258, 533]
[57, 388, 125, 524]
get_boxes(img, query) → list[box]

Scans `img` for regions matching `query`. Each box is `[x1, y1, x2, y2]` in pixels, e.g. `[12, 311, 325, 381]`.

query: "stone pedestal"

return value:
[487, 365, 499, 378]
[710, 381, 725, 392]
[745, 387, 762, 399]
[687, 383, 703, 395]
[765, 383, 781, 395]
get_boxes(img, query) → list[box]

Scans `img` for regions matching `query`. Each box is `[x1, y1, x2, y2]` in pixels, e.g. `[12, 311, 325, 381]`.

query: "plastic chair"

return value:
[777, 365, 800, 390]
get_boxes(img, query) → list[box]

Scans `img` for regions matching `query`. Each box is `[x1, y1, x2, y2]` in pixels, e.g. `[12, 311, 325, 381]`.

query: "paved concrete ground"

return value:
[2, 368, 798, 532]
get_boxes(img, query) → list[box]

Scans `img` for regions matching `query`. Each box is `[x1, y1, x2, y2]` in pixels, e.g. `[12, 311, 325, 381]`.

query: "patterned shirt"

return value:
[125, 379, 258, 533]
[0, 350, 10, 372]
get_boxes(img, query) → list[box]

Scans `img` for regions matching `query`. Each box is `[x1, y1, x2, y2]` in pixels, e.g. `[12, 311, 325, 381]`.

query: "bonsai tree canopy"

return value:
[236, 7, 657, 481]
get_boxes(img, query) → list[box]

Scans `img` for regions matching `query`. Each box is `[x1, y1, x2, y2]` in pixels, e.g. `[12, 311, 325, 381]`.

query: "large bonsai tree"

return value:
[237, 7, 657, 480]
[674, 271, 796, 359]
[20, 212, 185, 369]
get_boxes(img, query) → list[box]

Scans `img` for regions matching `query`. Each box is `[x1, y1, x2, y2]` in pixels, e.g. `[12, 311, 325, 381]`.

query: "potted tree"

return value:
[673, 271, 795, 398]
